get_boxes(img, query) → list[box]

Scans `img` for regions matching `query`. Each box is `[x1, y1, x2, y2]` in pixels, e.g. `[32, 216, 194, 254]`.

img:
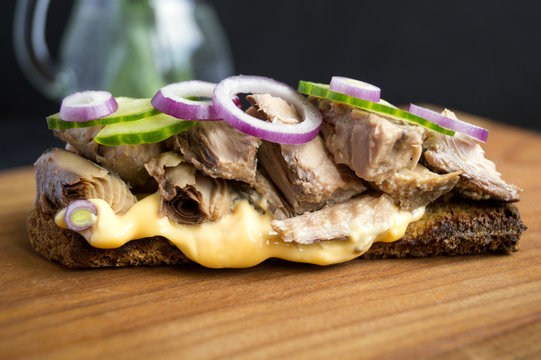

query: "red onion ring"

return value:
[212, 75, 322, 144]
[152, 80, 220, 120]
[329, 76, 381, 102]
[59, 90, 118, 122]
[152, 81, 242, 120]
[64, 200, 98, 232]
[408, 104, 489, 142]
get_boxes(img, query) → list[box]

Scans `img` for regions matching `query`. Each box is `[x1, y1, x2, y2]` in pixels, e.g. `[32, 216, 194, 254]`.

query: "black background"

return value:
[1, 0, 540, 169]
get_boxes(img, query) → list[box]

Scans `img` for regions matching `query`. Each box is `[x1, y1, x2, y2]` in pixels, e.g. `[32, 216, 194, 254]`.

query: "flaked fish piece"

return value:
[54, 128, 163, 191]
[145, 152, 231, 224]
[423, 110, 521, 201]
[314, 98, 425, 184]
[377, 164, 460, 210]
[249, 94, 366, 215]
[247, 93, 300, 124]
[34, 148, 137, 215]
[272, 193, 403, 246]
[167, 121, 261, 184]
[236, 169, 292, 220]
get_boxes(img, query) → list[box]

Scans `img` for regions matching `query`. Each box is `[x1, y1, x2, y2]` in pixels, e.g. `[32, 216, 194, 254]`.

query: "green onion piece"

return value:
[64, 200, 97, 231]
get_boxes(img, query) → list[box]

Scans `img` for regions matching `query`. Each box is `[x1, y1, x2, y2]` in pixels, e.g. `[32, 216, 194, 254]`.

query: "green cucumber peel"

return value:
[46, 97, 160, 130]
[94, 113, 197, 146]
[297, 81, 455, 136]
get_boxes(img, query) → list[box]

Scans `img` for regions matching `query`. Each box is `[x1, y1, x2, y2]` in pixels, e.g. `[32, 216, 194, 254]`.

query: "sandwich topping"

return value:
[37, 75, 522, 268]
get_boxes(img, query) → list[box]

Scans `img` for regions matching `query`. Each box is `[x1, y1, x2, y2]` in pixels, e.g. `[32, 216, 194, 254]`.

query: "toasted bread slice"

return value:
[26, 195, 525, 268]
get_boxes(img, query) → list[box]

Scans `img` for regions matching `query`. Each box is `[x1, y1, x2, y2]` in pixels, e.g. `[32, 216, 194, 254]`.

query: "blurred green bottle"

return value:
[14, 0, 234, 100]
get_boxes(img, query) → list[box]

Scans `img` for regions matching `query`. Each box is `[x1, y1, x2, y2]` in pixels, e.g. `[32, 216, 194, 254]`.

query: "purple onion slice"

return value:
[408, 104, 488, 142]
[212, 75, 322, 144]
[152, 80, 242, 121]
[59, 90, 118, 122]
[152, 80, 219, 120]
[329, 76, 381, 102]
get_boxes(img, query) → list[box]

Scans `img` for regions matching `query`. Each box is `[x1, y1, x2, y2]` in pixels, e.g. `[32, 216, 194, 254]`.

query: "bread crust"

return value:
[362, 197, 525, 258]
[26, 195, 526, 268]
[27, 206, 190, 268]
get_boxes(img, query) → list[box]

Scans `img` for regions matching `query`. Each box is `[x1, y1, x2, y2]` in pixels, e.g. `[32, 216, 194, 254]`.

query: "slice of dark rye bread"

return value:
[26, 195, 526, 268]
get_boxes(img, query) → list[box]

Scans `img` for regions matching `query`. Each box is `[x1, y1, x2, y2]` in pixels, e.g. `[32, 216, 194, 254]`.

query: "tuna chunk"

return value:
[145, 152, 231, 224]
[314, 98, 425, 184]
[54, 128, 163, 191]
[377, 164, 460, 209]
[34, 148, 137, 215]
[247, 93, 301, 124]
[271, 193, 401, 246]
[249, 94, 366, 215]
[167, 121, 261, 184]
[236, 169, 292, 220]
[423, 110, 521, 201]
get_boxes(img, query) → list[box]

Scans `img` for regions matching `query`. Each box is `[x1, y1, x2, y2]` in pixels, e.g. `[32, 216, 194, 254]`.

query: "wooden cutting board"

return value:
[1, 111, 540, 359]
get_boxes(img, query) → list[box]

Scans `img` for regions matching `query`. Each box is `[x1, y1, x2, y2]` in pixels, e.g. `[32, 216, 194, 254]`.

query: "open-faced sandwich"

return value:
[27, 75, 526, 268]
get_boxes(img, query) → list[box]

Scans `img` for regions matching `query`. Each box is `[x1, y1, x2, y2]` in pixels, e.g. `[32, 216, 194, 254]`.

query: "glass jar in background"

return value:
[13, 0, 234, 100]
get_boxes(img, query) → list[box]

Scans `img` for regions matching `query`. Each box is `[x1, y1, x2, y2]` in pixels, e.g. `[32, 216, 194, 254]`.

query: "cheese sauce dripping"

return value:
[55, 193, 424, 268]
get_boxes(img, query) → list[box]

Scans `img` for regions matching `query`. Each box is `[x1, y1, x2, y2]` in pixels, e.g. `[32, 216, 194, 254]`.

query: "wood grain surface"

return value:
[0, 112, 540, 359]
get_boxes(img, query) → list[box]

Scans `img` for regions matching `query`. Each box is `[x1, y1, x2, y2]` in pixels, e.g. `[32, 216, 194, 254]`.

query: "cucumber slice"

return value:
[297, 81, 455, 136]
[94, 113, 197, 146]
[47, 97, 160, 130]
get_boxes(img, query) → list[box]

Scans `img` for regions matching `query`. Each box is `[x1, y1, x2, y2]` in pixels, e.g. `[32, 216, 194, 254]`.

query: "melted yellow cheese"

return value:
[55, 193, 424, 268]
